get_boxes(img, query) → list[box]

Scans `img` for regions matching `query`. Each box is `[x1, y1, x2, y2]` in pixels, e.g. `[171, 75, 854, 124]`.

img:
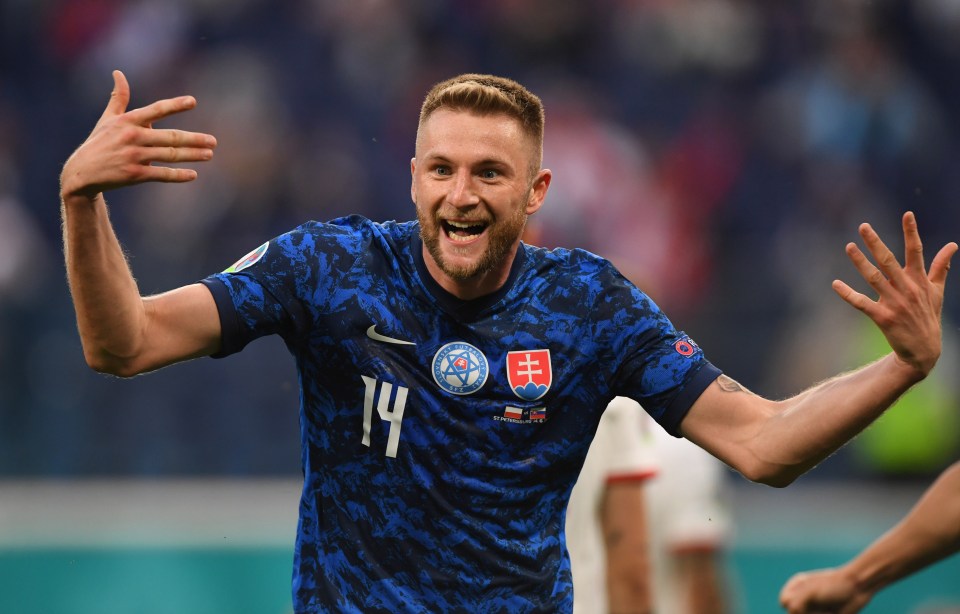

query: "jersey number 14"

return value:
[361, 376, 409, 458]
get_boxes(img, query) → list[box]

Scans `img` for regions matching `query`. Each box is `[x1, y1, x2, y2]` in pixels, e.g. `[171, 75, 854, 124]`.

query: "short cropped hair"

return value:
[418, 74, 545, 172]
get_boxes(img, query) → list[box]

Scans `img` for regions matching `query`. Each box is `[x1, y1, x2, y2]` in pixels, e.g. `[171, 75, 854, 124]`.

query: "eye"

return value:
[433, 165, 451, 176]
[480, 169, 499, 180]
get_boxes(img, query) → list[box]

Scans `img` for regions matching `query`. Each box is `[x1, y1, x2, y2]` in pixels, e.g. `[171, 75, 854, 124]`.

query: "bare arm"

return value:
[61, 70, 221, 376]
[681, 213, 957, 486]
[779, 461, 960, 613]
[600, 482, 730, 614]
[676, 548, 728, 614]
[600, 480, 653, 614]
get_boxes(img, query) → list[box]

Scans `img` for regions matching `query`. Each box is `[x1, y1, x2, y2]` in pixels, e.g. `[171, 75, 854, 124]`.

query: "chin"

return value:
[439, 255, 485, 281]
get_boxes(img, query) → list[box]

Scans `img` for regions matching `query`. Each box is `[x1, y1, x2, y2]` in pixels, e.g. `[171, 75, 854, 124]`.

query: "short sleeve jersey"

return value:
[202, 215, 721, 613]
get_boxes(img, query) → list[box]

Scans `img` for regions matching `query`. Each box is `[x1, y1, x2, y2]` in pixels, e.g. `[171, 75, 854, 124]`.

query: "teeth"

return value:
[443, 219, 485, 243]
[447, 220, 480, 229]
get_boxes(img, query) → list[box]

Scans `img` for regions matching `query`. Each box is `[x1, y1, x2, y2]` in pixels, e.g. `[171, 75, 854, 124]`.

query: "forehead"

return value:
[416, 108, 534, 163]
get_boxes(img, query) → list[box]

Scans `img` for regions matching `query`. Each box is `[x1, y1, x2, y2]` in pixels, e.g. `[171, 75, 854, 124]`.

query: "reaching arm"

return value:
[779, 461, 960, 613]
[61, 70, 221, 376]
[680, 213, 957, 486]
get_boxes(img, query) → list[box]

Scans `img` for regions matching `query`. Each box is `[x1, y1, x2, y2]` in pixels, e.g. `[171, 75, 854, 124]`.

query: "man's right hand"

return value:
[60, 69, 217, 202]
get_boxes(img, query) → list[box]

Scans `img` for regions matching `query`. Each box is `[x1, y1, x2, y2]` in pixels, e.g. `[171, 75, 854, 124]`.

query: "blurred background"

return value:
[1, 0, 959, 612]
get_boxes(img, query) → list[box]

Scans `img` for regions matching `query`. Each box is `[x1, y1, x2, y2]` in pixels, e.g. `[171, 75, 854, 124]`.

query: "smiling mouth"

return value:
[442, 219, 488, 243]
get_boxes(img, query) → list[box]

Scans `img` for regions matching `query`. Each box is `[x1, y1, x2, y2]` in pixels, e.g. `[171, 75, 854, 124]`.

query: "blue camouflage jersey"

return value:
[201, 215, 721, 613]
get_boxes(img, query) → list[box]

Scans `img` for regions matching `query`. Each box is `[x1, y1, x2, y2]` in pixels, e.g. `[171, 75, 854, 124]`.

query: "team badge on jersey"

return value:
[507, 349, 552, 401]
[432, 342, 489, 395]
[224, 241, 269, 273]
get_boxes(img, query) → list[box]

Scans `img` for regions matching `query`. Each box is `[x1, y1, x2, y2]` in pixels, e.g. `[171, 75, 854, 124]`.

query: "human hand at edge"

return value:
[779, 567, 873, 614]
[832, 211, 958, 378]
[60, 70, 218, 201]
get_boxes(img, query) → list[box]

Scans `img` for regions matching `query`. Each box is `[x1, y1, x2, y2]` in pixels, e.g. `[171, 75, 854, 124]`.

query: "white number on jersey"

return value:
[361, 376, 409, 458]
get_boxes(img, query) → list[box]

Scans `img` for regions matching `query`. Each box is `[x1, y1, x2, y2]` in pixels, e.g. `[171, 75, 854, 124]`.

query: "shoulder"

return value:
[522, 243, 648, 303]
[523, 243, 621, 279]
[288, 215, 413, 242]
[279, 216, 417, 258]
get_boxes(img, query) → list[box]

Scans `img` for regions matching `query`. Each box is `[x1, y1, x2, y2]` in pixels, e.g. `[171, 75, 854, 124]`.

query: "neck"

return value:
[420, 243, 519, 301]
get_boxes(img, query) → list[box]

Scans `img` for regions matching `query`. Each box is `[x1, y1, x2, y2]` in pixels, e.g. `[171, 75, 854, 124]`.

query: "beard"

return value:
[418, 203, 527, 282]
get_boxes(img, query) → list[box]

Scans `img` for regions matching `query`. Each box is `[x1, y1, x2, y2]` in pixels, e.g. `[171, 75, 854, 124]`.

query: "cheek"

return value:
[411, 175, 424, 204]
[413, 178, 440, 205]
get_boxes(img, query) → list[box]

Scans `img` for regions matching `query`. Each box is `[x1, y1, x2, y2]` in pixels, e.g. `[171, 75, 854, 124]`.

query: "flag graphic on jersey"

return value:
[507, 349, 552, 401]
[504, 406, 523, 419]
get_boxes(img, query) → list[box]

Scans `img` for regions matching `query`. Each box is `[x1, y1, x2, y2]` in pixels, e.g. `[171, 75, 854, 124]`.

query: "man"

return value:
[780, 460, 960, 613]
[61, 70, 956, 612]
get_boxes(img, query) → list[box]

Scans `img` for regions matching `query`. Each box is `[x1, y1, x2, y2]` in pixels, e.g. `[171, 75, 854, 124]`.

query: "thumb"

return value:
[101, 69, 130, 119]
[928, 241, 958, 288]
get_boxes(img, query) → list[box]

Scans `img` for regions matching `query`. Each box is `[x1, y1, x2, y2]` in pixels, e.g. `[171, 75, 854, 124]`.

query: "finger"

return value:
[101, 69, 130, 119]
[781, 597, 806, 614]
[127, 95, 198, 127]
[901, 211, 927, 277]
[858, 223, 907, 288]
[832, 279, 874, 315]
[929, 241, 958, 288]
[845, 240, 889, 296]
[140, 128, 218, 150]
[137, 166, 200, 184]
[141, 146, 215, 165]
[779, 588, 797, 611]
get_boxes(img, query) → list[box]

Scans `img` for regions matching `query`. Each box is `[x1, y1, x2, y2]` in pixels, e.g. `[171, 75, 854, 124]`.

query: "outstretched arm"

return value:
[680, 213, 957, 486]
[779, 461, 960, 613]
[61, 70, 221, 376]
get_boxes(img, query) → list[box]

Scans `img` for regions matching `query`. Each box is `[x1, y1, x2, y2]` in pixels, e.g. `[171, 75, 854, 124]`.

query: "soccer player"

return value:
[780, 460, 960, 613]
[60, 70, 956, 612]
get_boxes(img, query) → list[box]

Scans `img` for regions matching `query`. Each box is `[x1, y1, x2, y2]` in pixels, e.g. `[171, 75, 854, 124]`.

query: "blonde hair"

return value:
[418, 74, 545, 172]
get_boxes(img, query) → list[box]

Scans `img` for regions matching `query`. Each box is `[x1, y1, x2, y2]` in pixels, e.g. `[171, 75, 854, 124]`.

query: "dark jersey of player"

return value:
[202, 215, 720, 613]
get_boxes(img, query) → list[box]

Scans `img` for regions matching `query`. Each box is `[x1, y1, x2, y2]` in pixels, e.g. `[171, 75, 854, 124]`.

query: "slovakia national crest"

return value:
[507, 349, 552, 401]
[433, 342, 489, 395]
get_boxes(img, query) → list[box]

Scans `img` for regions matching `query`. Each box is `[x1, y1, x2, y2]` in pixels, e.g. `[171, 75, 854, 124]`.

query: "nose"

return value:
[447, 171, 480, 208]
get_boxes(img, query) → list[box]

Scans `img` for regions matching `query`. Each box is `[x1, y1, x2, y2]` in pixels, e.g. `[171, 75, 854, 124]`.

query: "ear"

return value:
[410, 157, 417, 204]
[525, 168, 552, 215]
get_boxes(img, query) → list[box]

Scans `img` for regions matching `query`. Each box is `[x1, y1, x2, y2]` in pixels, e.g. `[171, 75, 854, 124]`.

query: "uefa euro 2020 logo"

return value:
[432, 342, 489, 395]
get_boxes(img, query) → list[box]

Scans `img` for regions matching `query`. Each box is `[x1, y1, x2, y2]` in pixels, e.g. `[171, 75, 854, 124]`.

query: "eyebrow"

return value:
[422, 153, 513, 170]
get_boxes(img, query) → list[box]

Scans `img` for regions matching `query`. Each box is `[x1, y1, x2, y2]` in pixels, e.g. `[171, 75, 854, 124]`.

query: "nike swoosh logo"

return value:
[366, 325, 416, 346]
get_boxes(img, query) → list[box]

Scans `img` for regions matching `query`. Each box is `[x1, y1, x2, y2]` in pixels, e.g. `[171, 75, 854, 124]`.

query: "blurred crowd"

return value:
[1, 0, 958, 478]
